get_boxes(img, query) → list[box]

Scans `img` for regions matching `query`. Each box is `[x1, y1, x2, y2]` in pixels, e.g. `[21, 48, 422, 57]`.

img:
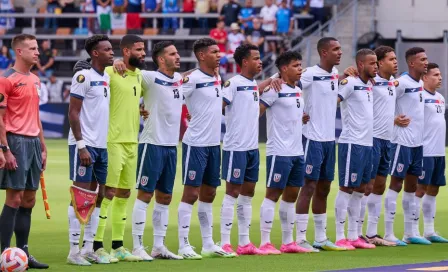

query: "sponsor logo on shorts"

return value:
[78, 166, 86, 177]
[351, 173, 358, 183]
[274, 173, 281, 182]
[419, 171, 425, 180]
[233, 168, 241, 178]
[306, 164, 313, 175]
[189, 170, 196, 180]
[140, 176, 148, 186]
[397, 163, 404, 173]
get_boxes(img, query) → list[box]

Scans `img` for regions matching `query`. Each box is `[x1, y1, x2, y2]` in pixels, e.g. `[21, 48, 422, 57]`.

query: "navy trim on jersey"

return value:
[92, 67, 104, 76]
[223, 97, 231, 105]
[237, 86, 257, 91]
[90, 81, 108, 87]
[405, 73, 420, 83]
[157, 70, 174, 79]
[313, 75, 333, 81]
[70, 93, 84, 100]
[260, 100, 270, 108]
[155, 77, 176, 86]
[278, 92, 300, 98]
[354, 86, 372, 91]
[196, 81, 219, 89]
[239, 74, 254, 81]
[338, 94, 344, 101]
[404, 87, 423, 93]
[199, 69, 214, 77]
[425, 90, 436, 96]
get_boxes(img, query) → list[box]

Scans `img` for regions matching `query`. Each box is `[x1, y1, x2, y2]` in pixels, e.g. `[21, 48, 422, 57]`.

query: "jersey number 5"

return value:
[296, 99, 301, 108]
[104, 88, 107, 97]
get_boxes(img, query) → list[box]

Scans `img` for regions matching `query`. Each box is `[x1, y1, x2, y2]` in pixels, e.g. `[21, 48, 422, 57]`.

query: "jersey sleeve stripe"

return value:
[260, 99, 270, 108]
[338, 94, 344, 101]
[223, 97, 231, 105]
[70, 93, 84, 100]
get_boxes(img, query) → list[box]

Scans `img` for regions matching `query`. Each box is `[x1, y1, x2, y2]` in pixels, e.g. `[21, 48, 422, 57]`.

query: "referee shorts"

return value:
[106, 142, 138, 190]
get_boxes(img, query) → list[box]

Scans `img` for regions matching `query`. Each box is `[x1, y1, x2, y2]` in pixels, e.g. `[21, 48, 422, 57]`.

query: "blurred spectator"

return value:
[219, 0, 241, 27]
[44, 0, 60, 30]
[0, 45, 12, 73]
[127, 0, 142, 12]
[275, 0, 293, 53]
[0, 0, 15, 30]
[195, 0, 209, 30]
[291, 0, 306, 13]
[227, 23, 244, 54]
[246, 17, 265, 58]
[97, 0, 111, 14]
[112, 0, 126, 13]
[143, 0, 161, 12]
[210, 20, 227, 53]
[208, 0, 218, 27]
[238, 0, 254, 31]
[59, 0, 79, 28]
[162, 0, 179, 30]
[182, 0, 194, 28]
[82, 0, 97, 33]
[37, 40, 55, 78]
[46, 75, 64, 103]
[307, 0, 324, 25]
[260, 0, 278, 58]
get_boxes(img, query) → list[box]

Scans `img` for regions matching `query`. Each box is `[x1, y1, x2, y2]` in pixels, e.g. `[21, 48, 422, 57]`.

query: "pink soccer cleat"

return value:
[335, 239, 356, 250]
[349, 238, 376, 249]
[280, 242, 312, 253]
[259, 243, 282, 255]
[221, 244, 237, 255]
[237, 243, 267, 255]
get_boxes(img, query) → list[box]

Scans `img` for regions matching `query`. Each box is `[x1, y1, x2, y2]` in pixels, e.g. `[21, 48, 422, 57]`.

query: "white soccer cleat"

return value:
[132, 246, 154, 261]
[178, 245, 202, 260]
[151, 246, 184, 260]
[67, 252, 92, 266]
[201, 244, 237, 258]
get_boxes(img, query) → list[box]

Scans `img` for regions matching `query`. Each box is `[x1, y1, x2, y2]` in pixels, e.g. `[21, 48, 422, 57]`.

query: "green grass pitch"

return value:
[4, 139, 448, 271]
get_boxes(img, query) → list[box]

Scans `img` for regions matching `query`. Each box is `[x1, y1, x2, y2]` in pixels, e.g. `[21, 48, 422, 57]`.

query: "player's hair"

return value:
[405, 47, 425, 61]
[119, 34, 144, 50]
[11, 34, 37, 50]
[193, 38, 217, 57]
[233, 44, 259, 67]
[355, 48, 376, 63]
[275, 50, 302, 70]
[84, 34, 110, 56]
[317, 37, 338, 55]
[374, 45, 395, 61]
[152, 41, 174, 66]
[426, 62, 439, 73]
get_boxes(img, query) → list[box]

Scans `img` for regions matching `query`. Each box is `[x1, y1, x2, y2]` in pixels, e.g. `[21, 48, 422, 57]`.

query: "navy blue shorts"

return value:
[69, 145, 108, 184]
[222, 149, 259, 184]
[338, 143, 372, 188]
[418, 157, 446, 186]
[371, 138, 392, 179]
[136, 143, 177, 194]
[182, 143, 221, 187]
[390, 144, 423, 179]
[266, 155, 305, 189]
[302, 136, 336, 181]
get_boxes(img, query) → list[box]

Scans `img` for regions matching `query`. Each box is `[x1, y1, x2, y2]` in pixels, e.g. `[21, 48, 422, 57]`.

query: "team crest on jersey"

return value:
[306, 165, 313, 175]
[340, 79, 348, 85]
[394, 80, 399, 87]
[140, 176, 148, 186]
[351, 173, 358, 183]
[419, 171, 425, 180]
[78, 166, 86, 177]
[224, 80, 230, 88]
[188, 170, 196, 180]
[273, 173, 281, 182]
[263, 86, 271, 93]
[233, 168, 241, 179]
[76, 74, 85, 83]
[183, 77, 189, 84]
[397, 163, 404, 173]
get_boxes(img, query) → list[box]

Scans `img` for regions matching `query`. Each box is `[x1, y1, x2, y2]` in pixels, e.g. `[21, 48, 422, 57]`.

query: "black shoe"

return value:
[27, 255, 49, 269]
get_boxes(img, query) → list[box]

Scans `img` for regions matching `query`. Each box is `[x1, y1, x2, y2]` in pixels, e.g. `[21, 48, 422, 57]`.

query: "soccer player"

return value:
[358, 46, 400, 246]
[258, 51, 311, 254]
[334, 49, 377, 250]
[130, 41, 184, 260]
[413, 63, 448, 243]
[219, 44, 264, 255]
[384, 47, 429, 245]
[67, 35, 116, 265]
[178, 38, 236, 259]
[0, 34, 49, 269]
[93, 34, 146, 261]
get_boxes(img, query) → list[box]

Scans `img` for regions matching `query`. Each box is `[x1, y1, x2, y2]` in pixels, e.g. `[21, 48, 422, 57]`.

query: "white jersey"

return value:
[139, 70, 183, 146]
[372, 74, 396, 140]
[222, 74, 259, 151]
[68, 69, 110, 148]
[0, 0, 13, 10]
[261, 83, 304, 156]
[422, 90, 446, 157]
[338, 76, 373, 146]
[300, 65, 339, 142]
[392, 73, 424, 147]
[182, 69, 222, 147]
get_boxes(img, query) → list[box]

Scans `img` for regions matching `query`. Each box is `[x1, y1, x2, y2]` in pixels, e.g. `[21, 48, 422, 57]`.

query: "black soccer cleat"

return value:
[27, 255, 49, 269]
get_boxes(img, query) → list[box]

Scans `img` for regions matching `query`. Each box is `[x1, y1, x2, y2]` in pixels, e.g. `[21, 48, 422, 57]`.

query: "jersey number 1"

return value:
[133, 86, 137, 96]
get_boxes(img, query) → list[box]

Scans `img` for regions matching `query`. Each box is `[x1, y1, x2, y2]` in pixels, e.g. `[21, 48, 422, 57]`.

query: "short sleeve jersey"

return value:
[422, 90, 446, 157]
[372, 74, 396, 140]
[222, 74, 259, 151]
[68, 68, 111, 148]
[338, 76, 373, 146]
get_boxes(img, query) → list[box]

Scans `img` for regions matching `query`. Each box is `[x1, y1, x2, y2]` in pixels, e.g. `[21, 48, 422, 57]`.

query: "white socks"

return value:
[313, 213, 327, 242]
[347, 191, 363, 240]
[358, 195, 368, 236]
[132, 199, 148, 249]
[335, 190, 351, 241]
[402, 192, 416, 237]
[178, 202, 193, 249]
[384, 189, 398, 238]
[237, 195, 253, 246]
[366, 193, 382, 237]
[153, 202, 169, 248]
[220, 194, 236, 245]
[82, 207, 100, 253]
[422, 194, 436, 236]
[68, 205, 81, 255]
[413, 196, 422, 237]
[279, 200, 295, 245]
[260, 198, 276, 245]
[198, 201, 214, 250]
[295, 214, 308, 242]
